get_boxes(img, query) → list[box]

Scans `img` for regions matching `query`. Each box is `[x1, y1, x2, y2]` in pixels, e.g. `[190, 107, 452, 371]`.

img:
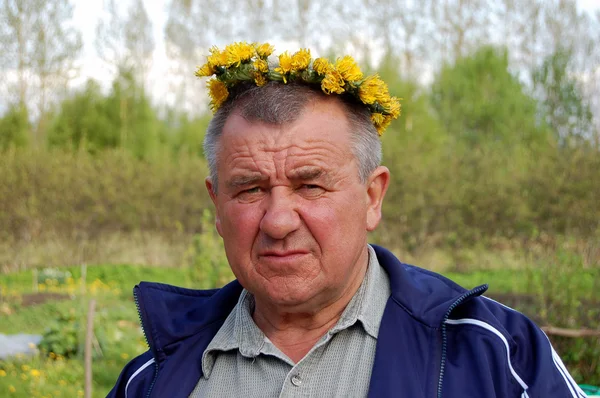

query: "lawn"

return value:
[0, 262, 598, 397]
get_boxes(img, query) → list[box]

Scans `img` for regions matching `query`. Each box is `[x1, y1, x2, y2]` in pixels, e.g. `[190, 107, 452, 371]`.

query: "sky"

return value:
[66, 0, 600, 109]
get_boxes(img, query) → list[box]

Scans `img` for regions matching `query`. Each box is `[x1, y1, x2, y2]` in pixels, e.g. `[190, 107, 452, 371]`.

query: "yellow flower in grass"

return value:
[253, 58, 269, 74]
[312, 57, 332, 75]
[291, 48, 311, 71]
[335, 55, 363, 82]
[8, 385, 16, 393]
[30, 369, 41, 378]
[195, 63, 215, 78]
[207, 46, 228, 68]
[207, 79, 229, 112]
[0, 369, 6, 377]
[274, 52, 293, 82]
[358, 74, 387, 105]
[321, 69, 346, 94]
[254, 73, 268, 87]
[255, 42, 274, 58]
[225, 42, 255, 66]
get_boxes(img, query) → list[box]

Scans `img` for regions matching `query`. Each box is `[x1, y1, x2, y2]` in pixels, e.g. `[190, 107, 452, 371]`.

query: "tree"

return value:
[0, 0, 81, 133]
[96, 0, 155, 87]
[0, 104, 29, 150]
[431, 46, 544, 147]
[533, 48, 594, 144]
[47, 80, 116, 153]
[48, 72, 162, 159]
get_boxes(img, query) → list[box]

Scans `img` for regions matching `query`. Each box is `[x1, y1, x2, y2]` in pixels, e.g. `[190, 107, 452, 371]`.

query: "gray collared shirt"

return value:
[189, 245, 391, 398]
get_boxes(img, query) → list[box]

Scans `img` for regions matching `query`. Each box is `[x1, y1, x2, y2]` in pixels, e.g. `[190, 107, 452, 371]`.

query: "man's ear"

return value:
[365, 166, 390, 231]
[205, 177, 223, 237]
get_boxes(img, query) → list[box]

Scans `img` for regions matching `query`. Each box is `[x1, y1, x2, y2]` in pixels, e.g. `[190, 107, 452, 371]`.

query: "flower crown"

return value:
[195, 42, 401, 135]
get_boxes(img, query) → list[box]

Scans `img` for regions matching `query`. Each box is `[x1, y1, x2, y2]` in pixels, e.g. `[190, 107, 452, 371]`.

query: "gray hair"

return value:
[203, 81, 382, 192]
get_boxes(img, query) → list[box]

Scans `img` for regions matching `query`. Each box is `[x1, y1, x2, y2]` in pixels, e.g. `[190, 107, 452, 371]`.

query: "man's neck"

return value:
[251, 256, 369, 363]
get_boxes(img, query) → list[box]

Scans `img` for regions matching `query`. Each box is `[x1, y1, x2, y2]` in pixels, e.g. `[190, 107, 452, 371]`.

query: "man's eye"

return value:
[299, 184, 325, 196]
[243, 187, 261, 194]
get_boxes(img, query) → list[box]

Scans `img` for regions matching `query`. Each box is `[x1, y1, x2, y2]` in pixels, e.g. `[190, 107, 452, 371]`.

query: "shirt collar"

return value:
[201, 245, 391, 378]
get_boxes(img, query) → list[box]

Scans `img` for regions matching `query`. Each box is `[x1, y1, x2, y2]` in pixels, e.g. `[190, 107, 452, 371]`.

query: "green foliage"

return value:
[0, 105, 29, 150]
[47, 71, 166, 159]
[0, 148, 210, 239]
[47, 80, 117, 152]
[164, 109, 211, 158]
[533, 48, 594, 143]
[431, 46, 546, 147]
[38, 311, 80, 359]
[185, 209, 234, 289]
[528, 248, 600, 384]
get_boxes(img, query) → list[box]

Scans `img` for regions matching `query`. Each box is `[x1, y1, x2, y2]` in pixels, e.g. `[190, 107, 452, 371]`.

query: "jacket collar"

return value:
[134, 244, 486, 356]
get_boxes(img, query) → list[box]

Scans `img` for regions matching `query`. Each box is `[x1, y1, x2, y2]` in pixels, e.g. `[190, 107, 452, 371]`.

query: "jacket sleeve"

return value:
[488, 298, 588, 398]
[107, 351, 156, 398]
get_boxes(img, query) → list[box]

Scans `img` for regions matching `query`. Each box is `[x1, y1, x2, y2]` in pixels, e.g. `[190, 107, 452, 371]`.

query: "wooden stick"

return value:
[542, 325, 600, 338]
[85, 299, 96, 398]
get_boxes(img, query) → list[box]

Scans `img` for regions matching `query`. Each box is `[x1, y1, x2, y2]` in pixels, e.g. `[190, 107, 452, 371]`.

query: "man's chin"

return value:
[254, 282, 320, 310]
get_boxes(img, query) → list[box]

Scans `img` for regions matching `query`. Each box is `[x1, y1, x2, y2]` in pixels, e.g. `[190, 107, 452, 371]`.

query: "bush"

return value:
[39, 310, 80, 359]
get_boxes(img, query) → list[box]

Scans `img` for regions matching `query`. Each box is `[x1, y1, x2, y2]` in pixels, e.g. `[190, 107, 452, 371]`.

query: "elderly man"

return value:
[109, 43, 586, 398]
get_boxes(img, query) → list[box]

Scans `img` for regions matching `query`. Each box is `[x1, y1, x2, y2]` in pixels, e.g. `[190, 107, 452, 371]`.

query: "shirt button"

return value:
[291, 375, 302, 387]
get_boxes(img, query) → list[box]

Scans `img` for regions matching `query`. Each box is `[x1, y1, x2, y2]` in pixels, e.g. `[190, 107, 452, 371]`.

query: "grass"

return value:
[0, 258, 598, 397]
[0, 264, 191, 398]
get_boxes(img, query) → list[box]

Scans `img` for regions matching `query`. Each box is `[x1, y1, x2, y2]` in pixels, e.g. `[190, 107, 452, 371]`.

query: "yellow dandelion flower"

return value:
[378, 95, 401, 117]
[335, 55, 363, 82]
[21, 365, 30, 372]
[9, 385, 16, 393]
[253, 58, 269, 74]
[358, 74, 387, 105]
[372, 114, 393, 136]
[291, 48, 311, 71]
[207, 46, 228, 68]
[255, 42, 274, 58]
[254, 73, 268, 87]
[0, 369, 6, 377]
[312, 57, 332, 75]
[321, 69, 346, 94]
[225, 41, 255, 66]
[274, 52, 293, 75]
[371, 112, 385, 126]
[387, 97, 402, 119]
[30, 369, 41, 378]
[195, 63, 215, 78]
[207, 79, 229, 113]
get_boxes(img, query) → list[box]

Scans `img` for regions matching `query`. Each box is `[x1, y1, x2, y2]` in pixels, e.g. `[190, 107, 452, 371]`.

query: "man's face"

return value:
[206, 97, 389, 311]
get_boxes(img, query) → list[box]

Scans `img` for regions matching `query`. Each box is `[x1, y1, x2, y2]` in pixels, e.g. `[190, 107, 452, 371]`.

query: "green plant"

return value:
[38, 310, 81, 359]
[185, 209, 234, 289]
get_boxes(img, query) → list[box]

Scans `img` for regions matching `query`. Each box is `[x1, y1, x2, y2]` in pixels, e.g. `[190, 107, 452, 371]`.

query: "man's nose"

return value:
[259, 187, 301, 240]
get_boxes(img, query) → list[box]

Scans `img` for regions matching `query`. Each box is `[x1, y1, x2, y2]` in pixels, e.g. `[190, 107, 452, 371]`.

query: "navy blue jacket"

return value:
[108, 245, 587, 398]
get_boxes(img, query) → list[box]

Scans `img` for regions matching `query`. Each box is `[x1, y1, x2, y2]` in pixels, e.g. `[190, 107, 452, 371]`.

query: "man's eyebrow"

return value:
[288, 168, 325, 181]
[226, 174, 267, 189]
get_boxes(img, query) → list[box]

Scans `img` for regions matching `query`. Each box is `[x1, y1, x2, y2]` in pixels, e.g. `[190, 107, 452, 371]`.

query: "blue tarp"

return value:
[0, 333, 42, 359]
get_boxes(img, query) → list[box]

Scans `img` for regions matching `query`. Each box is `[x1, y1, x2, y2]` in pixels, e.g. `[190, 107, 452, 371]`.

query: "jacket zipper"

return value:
[436, 284, 488, 398]
[134, 288, 159, 398]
